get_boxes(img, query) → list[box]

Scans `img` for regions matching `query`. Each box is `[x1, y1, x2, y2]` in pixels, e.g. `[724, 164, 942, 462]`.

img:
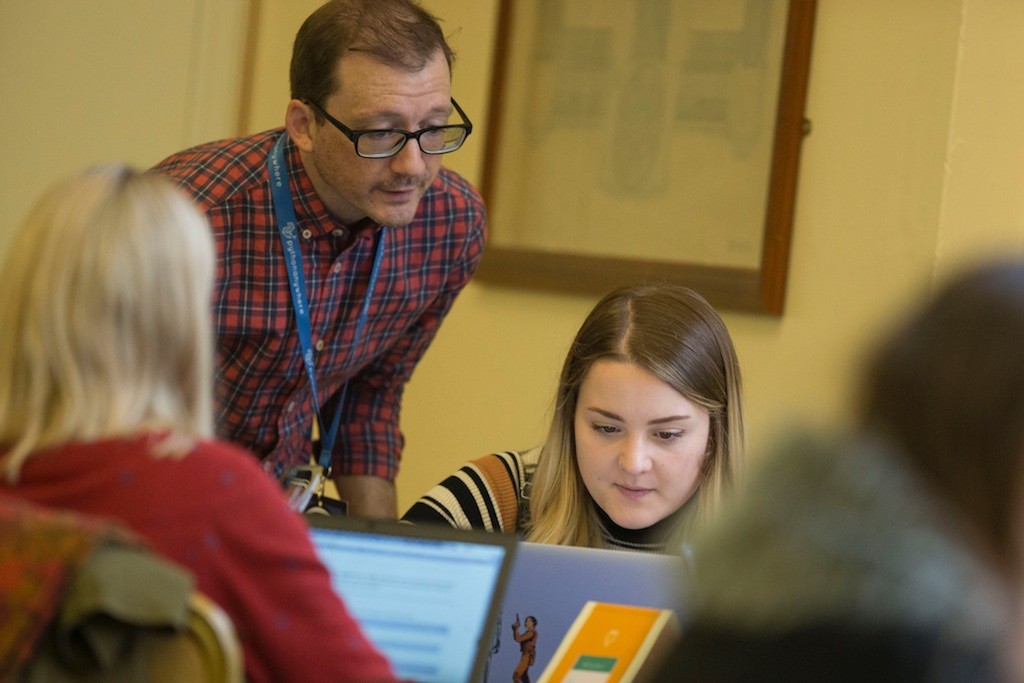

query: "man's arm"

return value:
[335, 474, 397, 519]
[331, 181, 486, 516]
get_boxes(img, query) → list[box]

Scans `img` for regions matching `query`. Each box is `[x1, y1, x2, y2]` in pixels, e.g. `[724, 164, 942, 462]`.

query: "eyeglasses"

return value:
[304, 98, 473, 159]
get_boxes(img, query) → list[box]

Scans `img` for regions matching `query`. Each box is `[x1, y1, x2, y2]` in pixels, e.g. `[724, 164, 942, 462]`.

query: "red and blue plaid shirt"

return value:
[152, 129, 486, 480]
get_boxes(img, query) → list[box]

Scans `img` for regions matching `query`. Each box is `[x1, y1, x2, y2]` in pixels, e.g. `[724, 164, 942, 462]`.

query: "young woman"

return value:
[403, 283, 745, 552]
[0, 165, 396, 683]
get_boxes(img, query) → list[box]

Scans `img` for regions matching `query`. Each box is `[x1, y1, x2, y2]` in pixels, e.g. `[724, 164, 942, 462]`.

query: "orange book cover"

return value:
[538, 602, 679, 683]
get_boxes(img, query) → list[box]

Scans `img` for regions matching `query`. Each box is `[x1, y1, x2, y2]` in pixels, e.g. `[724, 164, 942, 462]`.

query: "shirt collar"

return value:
[594, 499, 692, 552]
[281, 133, 381, 241]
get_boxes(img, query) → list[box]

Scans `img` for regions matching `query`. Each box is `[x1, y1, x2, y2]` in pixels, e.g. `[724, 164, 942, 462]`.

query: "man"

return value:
[153, 0, 485, 518]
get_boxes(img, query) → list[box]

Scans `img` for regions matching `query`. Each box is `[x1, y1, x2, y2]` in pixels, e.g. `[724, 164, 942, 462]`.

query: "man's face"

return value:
[303, 50, 452, 227]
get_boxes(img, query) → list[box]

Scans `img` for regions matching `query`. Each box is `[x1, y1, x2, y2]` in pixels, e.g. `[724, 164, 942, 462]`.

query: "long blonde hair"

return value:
[527, 283, 745, 547]
[0, 165, 216, 480]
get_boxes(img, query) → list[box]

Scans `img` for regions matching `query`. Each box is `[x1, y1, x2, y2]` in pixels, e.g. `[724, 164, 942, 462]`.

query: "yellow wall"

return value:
[0, 0, 249, 253]
[6, 1, 1024, 515]
[392, 0, 1024, 511]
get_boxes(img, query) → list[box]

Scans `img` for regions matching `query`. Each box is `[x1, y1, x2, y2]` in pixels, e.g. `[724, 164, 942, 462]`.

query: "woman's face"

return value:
[574, 360, 711, 530]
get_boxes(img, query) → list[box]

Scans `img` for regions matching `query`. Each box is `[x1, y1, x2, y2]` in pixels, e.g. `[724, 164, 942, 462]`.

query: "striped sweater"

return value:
[401, 448, 687, 553]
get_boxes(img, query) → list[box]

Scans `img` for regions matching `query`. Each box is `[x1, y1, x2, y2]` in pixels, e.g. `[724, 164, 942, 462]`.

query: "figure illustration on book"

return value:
[512, 614, 538, 683]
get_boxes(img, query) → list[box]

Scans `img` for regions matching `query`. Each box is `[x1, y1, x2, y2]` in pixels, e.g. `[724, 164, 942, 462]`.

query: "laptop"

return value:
[480, 542, 689, 683]
[306, 515, 517, 683]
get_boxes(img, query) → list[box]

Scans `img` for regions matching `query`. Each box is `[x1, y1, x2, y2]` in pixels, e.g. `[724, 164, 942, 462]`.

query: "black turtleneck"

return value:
[593, 499, 693, 553]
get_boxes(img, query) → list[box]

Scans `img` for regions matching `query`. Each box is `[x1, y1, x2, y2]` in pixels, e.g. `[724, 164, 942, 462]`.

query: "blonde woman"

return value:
[403, 283, 745, 552]
[0, 166, 396, 683]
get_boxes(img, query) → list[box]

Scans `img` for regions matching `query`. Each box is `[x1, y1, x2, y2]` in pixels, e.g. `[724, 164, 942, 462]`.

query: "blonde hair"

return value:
[0, 165, 216, 480]
[527, 283, 745, 547]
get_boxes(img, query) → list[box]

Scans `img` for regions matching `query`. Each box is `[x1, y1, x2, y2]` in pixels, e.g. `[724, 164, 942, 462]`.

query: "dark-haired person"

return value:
[652, 260, 1024, 682]
[152, 0, 485, 519]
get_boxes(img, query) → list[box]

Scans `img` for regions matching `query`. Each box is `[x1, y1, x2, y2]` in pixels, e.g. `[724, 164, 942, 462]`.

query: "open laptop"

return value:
[306, 515, 517, 683]
[480, 542, 689, 683]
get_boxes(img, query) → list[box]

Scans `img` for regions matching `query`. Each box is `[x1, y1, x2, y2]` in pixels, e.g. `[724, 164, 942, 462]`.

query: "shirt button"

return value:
[301, 229, 312, 240]
[315, 339, 325, 352]
[331, 263, 342, 274]
[285, 401, 295, 413]
[332, 228, 347, 239]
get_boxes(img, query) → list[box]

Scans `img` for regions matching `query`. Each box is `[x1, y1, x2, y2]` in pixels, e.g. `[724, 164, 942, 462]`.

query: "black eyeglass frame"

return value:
[303, 98, 473, 159]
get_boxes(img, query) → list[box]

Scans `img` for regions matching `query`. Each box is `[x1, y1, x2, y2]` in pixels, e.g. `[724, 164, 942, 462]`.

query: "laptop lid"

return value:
[481, 542, 689, 683]
[307, 515, 517, 683]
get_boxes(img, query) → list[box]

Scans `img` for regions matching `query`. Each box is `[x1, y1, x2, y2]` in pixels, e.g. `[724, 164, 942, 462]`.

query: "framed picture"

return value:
[476, 0, 818, 315]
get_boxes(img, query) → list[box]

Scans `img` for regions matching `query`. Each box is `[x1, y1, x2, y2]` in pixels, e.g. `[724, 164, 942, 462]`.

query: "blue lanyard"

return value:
[269, 133, 385, 471]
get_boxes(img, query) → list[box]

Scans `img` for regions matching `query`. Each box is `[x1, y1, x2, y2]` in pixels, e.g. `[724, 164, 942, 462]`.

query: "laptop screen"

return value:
[308, 516, 516, 683]
[482, 542, 689, 682]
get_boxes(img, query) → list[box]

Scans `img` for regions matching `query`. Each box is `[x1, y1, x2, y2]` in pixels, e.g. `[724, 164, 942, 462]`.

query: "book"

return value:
[538, 602, 680, 683]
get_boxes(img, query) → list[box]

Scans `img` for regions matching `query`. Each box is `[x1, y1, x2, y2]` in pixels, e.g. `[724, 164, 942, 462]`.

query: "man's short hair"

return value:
[290, 0, 455, 107]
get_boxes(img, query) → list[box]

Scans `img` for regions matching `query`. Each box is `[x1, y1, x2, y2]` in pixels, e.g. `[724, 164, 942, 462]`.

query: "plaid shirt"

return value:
[152, 129, 486, 480]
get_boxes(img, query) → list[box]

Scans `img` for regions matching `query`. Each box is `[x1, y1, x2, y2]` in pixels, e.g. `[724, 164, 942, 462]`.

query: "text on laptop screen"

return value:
[311, 527, 509, 683]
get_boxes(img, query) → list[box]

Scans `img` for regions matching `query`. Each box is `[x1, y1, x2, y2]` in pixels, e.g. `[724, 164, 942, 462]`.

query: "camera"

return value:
[282, 464, 349, 516]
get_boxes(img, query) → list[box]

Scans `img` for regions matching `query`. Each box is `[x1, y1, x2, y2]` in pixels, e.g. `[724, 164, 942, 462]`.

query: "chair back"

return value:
[147, 592, 244, 683]
[0, 499, 243, 682]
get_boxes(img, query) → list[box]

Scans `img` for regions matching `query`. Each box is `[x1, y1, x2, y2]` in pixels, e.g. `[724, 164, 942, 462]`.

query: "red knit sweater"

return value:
[1, 434, 397, 683]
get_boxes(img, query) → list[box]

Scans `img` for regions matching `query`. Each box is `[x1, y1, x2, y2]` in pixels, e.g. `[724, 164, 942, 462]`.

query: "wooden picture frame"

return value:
[476, 0, 817, 315]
